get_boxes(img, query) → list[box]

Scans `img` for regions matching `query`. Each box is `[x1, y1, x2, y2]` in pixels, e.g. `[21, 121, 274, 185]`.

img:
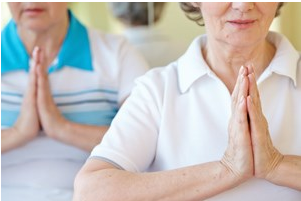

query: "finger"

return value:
[247, 96, 257, 129]
[32, 46, 41, 65]
[237, 96, 248, 126]
[25, 47, 40, 100]
[246, 64, 254, 75]
[248, 72, 262, 112]
[36, 49, 53, 109]
[236, 67, 249, 112]
[232, 66, 247, 111]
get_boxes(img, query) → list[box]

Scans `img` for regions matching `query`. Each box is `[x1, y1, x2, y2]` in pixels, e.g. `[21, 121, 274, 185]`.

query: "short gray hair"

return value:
[109, 2, 165, 26]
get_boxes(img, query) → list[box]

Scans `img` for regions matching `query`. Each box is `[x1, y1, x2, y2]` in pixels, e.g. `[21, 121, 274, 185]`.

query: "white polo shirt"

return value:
[91, 32, 301, 200]
[1, 11, 149, 201]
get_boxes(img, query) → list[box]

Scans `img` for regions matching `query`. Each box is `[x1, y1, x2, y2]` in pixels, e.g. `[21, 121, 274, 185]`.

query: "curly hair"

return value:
[180, 2, 284, 26]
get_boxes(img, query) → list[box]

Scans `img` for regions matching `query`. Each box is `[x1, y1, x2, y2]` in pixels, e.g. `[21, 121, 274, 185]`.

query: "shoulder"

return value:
[135, 62, 179, 95]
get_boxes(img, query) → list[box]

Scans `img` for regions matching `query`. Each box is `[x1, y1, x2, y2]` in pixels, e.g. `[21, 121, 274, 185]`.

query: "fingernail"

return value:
[33, 46, 39, 53]
[33, 46, 40, 58]
[240, 65, 244, 74]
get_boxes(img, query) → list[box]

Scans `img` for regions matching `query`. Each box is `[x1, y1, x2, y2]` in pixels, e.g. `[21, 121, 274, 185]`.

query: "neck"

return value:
[203, 35, 275, 93]
[18, 15, 69, 67]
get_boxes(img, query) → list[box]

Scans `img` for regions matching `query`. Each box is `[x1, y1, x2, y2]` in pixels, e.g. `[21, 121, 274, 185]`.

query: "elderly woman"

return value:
[73, 2, 301, 201]
[1, 2, 148, 201]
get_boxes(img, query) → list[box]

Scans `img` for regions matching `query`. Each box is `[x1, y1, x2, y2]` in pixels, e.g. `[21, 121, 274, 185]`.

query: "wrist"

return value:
[219, 159, 251, 185]
[44, 115, 68, 140]
[264, 150, 284, 181]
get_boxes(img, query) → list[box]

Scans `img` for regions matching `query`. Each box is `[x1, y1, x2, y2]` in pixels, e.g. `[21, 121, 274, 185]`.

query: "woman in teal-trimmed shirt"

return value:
[1, 2, 149, 201]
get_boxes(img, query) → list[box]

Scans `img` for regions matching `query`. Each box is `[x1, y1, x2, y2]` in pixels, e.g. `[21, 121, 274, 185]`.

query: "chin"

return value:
[23, 22, 49, 32]
[225, 35, 262, 49]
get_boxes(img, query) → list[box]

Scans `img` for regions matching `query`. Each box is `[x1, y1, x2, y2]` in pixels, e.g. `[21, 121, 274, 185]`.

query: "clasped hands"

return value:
[13, 47, 67, 144]
[222, 65, 284, 182]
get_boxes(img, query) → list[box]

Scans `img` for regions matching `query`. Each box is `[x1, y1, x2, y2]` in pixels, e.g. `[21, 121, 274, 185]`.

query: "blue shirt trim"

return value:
[1, 109, 118, 127]
[1, 10, 93, 75]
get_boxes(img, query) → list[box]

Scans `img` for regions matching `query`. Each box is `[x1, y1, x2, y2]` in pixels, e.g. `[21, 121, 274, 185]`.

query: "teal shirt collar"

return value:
[1, 10, 93, 75]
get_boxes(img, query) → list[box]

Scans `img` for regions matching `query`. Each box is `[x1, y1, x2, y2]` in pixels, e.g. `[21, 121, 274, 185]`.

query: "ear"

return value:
[190, 2, 201, 8]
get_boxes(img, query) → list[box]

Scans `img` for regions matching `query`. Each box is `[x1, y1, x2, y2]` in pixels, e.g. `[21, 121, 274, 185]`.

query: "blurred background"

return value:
[1, 2, 301, 51]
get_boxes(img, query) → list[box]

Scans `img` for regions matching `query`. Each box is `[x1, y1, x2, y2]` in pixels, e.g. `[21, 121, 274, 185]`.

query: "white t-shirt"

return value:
[91, 32, 301, 200]
[1, 13, 149, 201]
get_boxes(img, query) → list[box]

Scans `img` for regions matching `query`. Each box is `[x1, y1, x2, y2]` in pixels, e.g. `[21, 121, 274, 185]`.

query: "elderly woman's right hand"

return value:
[221, 66, 254, 182]
[12, 47, 41, 144]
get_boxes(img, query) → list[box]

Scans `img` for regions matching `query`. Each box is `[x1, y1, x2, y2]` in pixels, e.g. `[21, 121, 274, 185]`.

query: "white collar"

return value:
[265, 31, 300, 87]
[177, 32, 300, 94]
[177, 35, 211, 93]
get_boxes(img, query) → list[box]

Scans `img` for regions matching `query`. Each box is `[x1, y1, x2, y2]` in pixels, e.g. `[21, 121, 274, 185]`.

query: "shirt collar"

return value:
[1, 10, 93, 75]
[177, 35, 209, 93]
[265, 31, 300, 87]
[177, 32, 300, 93]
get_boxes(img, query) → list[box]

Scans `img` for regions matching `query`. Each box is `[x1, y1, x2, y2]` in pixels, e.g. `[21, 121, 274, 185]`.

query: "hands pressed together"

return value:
[12, 47, 67, 145]
[222, 65, 284, 183]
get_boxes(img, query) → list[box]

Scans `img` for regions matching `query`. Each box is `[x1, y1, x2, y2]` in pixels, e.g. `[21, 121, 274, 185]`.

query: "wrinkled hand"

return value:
[246, 66, 283, 179]
[12, 47, 41, 144]
[222, 66, 253, 181]
[35, 48, 68, 140]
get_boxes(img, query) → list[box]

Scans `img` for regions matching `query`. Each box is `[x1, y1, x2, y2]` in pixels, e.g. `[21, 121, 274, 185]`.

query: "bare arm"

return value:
[74, 159, 243, 201]
[266, 155, 301, 190]
[1, 128, 36, 152]
[49, 121, 109, 152]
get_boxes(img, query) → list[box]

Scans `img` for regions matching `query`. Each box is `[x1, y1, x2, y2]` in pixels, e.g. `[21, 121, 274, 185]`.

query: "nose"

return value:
[232, 2, 255, 13]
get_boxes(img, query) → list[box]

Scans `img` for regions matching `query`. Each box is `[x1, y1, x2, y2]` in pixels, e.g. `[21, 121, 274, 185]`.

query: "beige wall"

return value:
[2, 2, 301, 50]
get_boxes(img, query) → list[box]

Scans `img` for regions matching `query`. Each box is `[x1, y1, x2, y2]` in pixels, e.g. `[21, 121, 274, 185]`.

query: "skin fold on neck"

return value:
[202, 36, 276, 93]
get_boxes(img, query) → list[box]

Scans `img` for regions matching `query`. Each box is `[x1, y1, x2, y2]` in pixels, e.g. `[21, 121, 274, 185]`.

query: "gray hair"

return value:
[109, 2, 165, 26]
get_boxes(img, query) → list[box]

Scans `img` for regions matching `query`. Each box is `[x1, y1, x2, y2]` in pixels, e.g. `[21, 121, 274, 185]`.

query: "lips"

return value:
[228, 19, 255, 24]
[23, 8, 45, 15]
[227, 19, 256, 29]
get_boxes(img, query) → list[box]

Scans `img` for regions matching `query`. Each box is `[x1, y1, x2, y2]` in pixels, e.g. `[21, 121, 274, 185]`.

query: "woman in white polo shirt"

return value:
[74, 2, 301, 201]
[1, 2, 149, 201]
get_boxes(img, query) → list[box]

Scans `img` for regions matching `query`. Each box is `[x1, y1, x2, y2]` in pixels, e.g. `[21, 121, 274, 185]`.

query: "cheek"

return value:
[49, 6, 67, 19]
[8, 6, 21, 22]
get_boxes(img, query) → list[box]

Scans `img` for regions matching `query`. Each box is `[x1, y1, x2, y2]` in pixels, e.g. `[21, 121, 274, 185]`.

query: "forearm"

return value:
[1, 128, 28, 152]
[267, 155, 301, 190]
[74, 159, 244, 201]
[54, 121, 109, 151]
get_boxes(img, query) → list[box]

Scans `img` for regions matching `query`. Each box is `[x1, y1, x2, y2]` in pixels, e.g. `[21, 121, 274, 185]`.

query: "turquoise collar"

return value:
[1, 10, 93, 74]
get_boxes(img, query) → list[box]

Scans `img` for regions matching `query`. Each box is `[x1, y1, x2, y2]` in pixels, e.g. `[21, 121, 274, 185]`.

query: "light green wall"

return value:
[2, 2, 301, 50]
[278, 2, 301, 50]
[69, 2, 301, 50]
[69, 2, 111, 31]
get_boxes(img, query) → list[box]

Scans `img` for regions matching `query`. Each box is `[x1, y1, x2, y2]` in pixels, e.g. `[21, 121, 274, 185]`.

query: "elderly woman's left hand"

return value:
[246, 66, 284, 180]
[35, 48, 68, 140]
